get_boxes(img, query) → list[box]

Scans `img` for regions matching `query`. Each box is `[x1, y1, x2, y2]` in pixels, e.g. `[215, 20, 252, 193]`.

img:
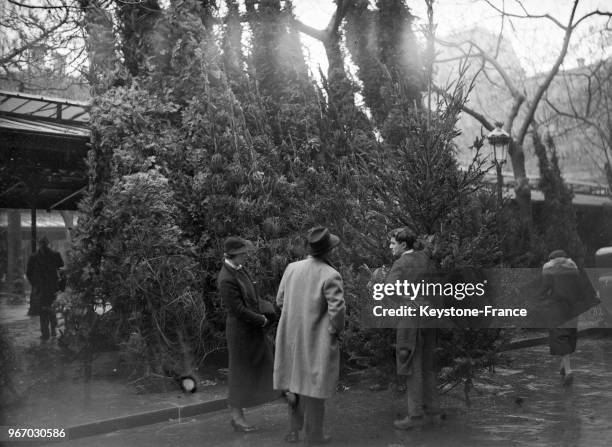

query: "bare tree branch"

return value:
[573, 10, 612, 30]
[433, 84, 494, 130]
[482, 0, 565, 29]
[292, 0, 350, 43]
[292, 18, 327, 42]
[515, 0, 580, 146]
[436, 37, 524, 102]
[7, 0, 74, 9]
[0, 8, 71, 66]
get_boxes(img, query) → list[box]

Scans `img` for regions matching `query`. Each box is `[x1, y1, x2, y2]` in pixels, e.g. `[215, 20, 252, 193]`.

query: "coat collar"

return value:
[224, 258, 242, 271]
[307, 254, 337, 270]
[543, 257, 578, 275]
[222, 259, 253, 282]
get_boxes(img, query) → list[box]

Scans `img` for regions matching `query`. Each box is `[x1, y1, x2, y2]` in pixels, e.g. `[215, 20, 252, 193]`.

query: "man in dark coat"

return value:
[217, 236, 278, 432]
[26, 236, 64, 340]
[384, 228, 440, 429]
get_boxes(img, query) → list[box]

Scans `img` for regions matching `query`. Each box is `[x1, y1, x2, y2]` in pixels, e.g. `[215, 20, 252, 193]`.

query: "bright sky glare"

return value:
[293, 0, 611, 77]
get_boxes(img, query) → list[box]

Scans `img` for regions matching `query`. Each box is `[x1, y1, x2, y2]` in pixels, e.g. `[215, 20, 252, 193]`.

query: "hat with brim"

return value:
[224, 237, 251, 256]
[306, 226, 340, 257]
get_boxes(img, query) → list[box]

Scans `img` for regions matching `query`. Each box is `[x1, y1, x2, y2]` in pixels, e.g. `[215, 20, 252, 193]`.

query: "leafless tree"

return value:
[435, 0, 612, 222]
[543, 56, 612, 190]
[0, 0, 88, 94]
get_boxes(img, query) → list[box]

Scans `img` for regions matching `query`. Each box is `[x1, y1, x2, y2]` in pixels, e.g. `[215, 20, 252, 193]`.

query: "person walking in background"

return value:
[540, 249, 597, 386]
[26, 236, 64, 340]
[385, 227, 441, 430]
[217, 236, 278, 433]
[274, 226, 345, 445]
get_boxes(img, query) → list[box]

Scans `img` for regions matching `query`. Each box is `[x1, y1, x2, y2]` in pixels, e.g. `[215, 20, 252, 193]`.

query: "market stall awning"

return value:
[0, 90, 91, 210]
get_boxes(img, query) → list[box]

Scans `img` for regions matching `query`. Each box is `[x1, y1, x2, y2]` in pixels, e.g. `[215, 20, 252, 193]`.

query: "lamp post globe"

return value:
[486, 122, 511, 165]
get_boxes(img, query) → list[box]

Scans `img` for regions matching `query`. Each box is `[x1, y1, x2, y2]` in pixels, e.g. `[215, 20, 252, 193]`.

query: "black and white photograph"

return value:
[1, 0, 612, 446]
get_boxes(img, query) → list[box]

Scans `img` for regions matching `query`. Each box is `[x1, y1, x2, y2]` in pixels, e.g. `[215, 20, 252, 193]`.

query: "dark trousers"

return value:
[40, 305, 57, 339]
[289, 394, 325, 441]
[406, 329, 440, 417]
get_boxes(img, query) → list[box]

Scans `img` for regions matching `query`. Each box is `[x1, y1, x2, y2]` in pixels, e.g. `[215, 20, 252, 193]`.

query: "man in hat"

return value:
[26, 236, 64, 340]
[385, 227, 440, 429]
[274, 226, 345, 445]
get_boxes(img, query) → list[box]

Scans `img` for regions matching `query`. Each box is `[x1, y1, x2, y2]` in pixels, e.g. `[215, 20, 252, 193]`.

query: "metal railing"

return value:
[482, 173, 610, 197]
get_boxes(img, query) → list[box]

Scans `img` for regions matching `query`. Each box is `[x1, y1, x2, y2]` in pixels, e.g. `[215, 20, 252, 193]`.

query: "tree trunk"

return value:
[116, 0, 162, 77]
[7, 210, 22, 293]
[79, 1, 118, 93]
[508, 139, 532, 225]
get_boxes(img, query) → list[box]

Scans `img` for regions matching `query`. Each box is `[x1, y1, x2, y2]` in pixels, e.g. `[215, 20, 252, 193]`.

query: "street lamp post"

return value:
[486, 122, 511, 205]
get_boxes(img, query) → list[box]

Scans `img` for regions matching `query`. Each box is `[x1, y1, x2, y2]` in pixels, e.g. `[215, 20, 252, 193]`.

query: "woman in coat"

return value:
[217, 237, 278, 432]
[540, 249, 596, 385]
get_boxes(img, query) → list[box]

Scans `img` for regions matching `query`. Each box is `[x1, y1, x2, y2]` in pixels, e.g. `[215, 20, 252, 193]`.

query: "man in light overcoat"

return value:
[274, 226, 345, 445]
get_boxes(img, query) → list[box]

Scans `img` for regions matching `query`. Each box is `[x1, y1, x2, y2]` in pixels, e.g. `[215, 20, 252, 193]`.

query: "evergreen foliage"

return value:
[63, 0, 526, 393]
[64, 0, 358, 377]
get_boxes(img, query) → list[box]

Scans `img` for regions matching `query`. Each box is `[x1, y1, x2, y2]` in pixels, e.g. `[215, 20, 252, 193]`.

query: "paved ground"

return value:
[3, 297, 612, 446]
[1, 301, 226, 429]
[45, 338, 612, 447]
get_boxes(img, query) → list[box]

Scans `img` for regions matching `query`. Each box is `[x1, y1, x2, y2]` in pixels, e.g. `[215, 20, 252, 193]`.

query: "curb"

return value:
[502, 327, 612, 351]
[67, 397, 227, 440]
[56, 329, 612, 440]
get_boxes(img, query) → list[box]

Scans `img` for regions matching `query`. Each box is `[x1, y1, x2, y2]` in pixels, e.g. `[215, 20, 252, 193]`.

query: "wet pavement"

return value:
[3, 372, 227, 428]
[1, 300, 227, 430]
[0, 299, 30, 324]
[46, 338, 612, 447]
[2, 295, 612, 446]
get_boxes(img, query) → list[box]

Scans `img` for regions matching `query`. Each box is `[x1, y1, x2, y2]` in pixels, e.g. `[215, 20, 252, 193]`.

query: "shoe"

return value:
[559, 367, 566, 376]
[230, 419, 257, 432]
[393, 415, 426, 430]
[40, 335, 50, 341]
[284, 431, 299, 443]
[562, 372, 574, 387]
[305, 434, 332, 445]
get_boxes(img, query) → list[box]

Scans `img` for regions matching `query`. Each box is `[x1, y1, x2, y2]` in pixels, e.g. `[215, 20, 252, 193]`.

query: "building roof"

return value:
[0, 210, 67, 228]
[0, 90, 91, 210]
[0, 90, 90, 122]
[0, 116, 90, 138]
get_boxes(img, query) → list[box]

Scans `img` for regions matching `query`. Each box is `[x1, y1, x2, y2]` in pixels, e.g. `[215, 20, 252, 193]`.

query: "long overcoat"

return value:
[384, 250, 433, 376]
[26, 248, 64, 308]
[217, 262, 277, 408]
[539, 257, 597, 355]
[273, 256, 345, 399]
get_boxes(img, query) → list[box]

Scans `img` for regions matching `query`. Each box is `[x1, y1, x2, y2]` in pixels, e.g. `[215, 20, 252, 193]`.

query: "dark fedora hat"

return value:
[306, 226, 340, 257]
[224, 236, 250, 256]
